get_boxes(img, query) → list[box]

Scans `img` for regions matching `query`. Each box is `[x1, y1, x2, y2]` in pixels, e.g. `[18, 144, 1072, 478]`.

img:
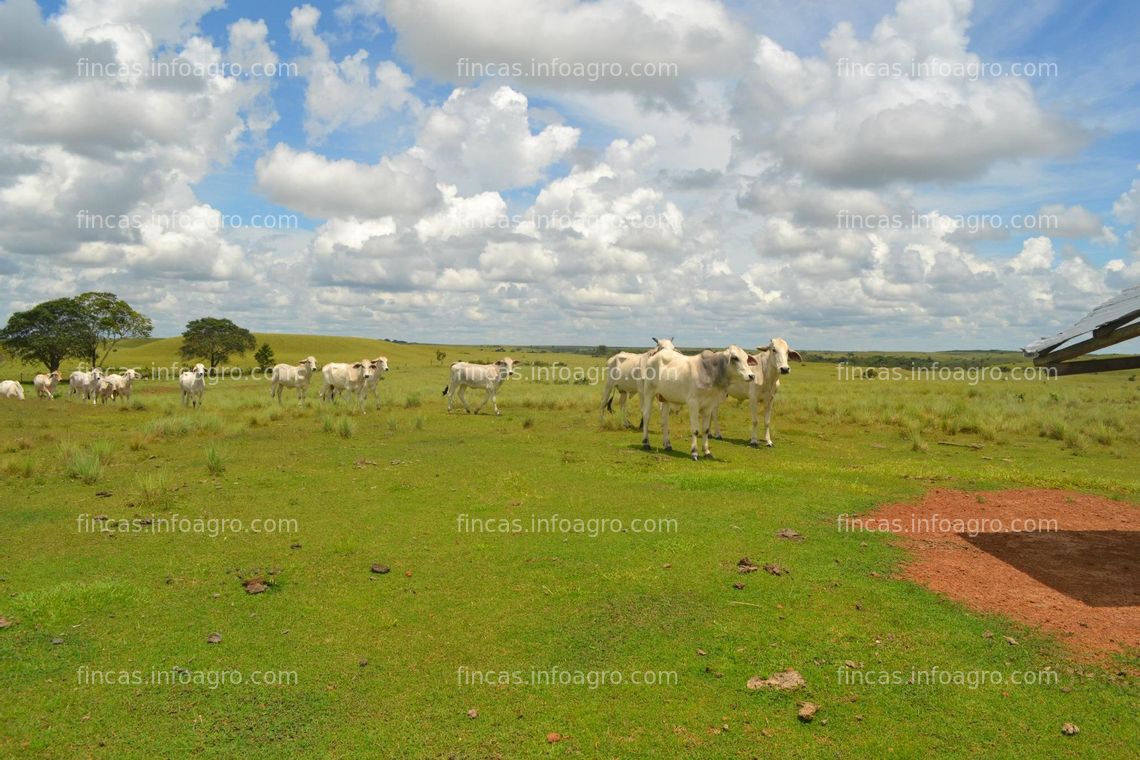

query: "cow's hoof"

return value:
[766, 441, 774, 448]
[713, 434, 722, 440]
[690, 452, 699, 461]
[663, 444, 672, 452]
[749, 440, 759, 447]
[704, 452, 714, 459]
[641, 443, 651, 451]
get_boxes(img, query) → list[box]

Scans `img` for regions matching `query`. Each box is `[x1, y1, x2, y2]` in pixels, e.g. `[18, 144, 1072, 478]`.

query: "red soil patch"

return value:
[867, 489, 1139, 657]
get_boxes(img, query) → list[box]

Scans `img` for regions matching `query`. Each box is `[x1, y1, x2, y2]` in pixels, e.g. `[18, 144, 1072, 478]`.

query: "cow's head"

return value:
[726, 345, 757, 382]
[300, 356, 318, 371]
[757, 338, 801, 375]
[650, 337, 676, 355]
[353, 360, 377, 382]
[124, 368, 140, 381]
[495, 357, 518, 379]
[49, 370, 61, 380]
[193, 363, 207, 378]
[373, 356, 389, 374]
[92, 367, 104, 379]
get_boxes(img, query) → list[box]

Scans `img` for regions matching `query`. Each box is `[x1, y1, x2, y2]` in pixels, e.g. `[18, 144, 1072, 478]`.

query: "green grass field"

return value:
[1, 335, 1137, 758]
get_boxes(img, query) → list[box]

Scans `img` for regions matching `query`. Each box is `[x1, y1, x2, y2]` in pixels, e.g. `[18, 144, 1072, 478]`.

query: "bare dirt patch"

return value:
[869, 489, 1139, 656]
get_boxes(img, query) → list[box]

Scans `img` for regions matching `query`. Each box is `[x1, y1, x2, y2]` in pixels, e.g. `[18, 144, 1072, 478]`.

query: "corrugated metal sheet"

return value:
[1023, 285, 1140, 357]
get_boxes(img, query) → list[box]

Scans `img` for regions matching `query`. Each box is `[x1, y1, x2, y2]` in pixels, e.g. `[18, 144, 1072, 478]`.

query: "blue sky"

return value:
[1, 0, 1138, 349]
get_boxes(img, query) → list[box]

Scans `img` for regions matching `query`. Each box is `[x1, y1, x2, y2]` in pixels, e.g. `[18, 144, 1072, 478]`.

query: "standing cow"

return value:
[180, 363, 207, 408]
[319, 360, 378, 414]
[710, 338, 801, 447]
[358, 356, 390, 410]
[69, 368, 103, 401]
[270, 356, 319, 405]
[443, 358, 519, 415]
[639, 345, 757, 460]
[599, 338, 675, 428]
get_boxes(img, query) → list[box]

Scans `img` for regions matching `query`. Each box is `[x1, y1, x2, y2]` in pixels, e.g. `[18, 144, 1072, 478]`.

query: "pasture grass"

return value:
[0, 338, 1137, 758]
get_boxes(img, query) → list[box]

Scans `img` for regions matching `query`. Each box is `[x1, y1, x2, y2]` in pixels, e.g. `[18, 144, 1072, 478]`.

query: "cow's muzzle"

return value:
[780, 367, 790, 375]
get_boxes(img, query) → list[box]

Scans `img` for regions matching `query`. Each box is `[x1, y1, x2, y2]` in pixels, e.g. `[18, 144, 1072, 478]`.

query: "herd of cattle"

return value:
[0, 338, 800, 459]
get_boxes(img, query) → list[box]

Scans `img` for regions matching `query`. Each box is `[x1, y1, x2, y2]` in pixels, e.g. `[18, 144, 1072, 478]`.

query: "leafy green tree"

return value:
[254, 343, 276, 370]
[74, 292, 153, 367]
[0, 298, 93, 371]
[179, 317, 256, 369]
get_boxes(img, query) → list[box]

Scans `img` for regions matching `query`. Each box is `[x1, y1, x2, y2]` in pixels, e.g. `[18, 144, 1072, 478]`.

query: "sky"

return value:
[0, 0, 1138, 350]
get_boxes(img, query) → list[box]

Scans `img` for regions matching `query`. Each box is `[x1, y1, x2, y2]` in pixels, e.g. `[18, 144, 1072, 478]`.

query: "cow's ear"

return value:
[352, 362, 363, 368]
[788, 350, 803, 363]
[747, 355, 758, 366]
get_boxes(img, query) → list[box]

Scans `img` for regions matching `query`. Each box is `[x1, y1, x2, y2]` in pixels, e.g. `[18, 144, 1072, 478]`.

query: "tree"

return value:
[179, 317, 256, 369]
[0, 298, 93, 371]
[254, 343, 276, 370]
[435, 349, 447, 365]
[74, 292, 153, 367]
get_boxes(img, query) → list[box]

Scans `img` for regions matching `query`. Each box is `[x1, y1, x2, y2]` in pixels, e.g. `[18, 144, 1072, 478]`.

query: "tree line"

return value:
[0, 294, 266, 372]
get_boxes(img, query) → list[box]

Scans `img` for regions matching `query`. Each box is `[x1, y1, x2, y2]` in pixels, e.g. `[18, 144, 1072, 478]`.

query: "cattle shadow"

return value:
[961, 530, 1139, 607]
[626, 444, 715, 460]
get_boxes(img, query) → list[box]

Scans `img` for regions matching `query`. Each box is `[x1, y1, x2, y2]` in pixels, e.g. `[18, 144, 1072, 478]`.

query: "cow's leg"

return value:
[764, 395, 774, 447]
[710, 405, 721, 439]
[661, 401, 672, 451]
[490, 390, 501, 415]
[701, 407, 714, 457]
[639, 388, 653, 450]
[618, 391, 630, 428]
[458, 386, 472, 413]
[600, 378, 613, 426]
[688, 401, 702, 460]
[749, 393, 760, 446]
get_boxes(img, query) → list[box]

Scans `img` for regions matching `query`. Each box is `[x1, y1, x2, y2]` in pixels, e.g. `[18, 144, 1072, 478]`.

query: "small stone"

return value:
[1061, 723, 1079, 736]
[206, 632, 221, 644]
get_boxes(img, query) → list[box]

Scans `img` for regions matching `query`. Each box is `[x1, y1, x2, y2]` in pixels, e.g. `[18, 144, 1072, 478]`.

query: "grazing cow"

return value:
[443, 357, 518, 415]
[358, 356, 390, 410]
[319, 360, 378, 414]
[0, 380, 24, 400]
[710, 338, 802, 447]
[639, 345, 757, 460]
[270, 356, 319, 405]
[34, 371, 62, 399]
[180, 363, 207, 408]
[599, 338, 676, 428]
[69, 368, 103, 401]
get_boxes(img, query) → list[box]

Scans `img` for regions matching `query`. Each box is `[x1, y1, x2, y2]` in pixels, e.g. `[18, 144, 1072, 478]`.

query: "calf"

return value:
[320, 360, 378, 414]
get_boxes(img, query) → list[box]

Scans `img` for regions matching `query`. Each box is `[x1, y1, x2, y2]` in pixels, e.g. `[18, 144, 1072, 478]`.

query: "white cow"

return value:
[34, 371, 62, 399]
[180, 363, 207, 407]
[270, 356, 319, 405]
[319, 360, 378, 413]
[710, 338, 802, 447]
[358, 356, 390, 409]
[443, 357, 519, 415]
[639, 345, 757, 460]
[97, 368, 141, 404]
[600, 338, 676, 428]
[0, 380, 25, 400]
[68, 368, 103, 401]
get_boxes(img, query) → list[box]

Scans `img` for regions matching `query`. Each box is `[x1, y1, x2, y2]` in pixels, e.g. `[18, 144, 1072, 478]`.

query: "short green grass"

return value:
[0, 336, 1137, 758]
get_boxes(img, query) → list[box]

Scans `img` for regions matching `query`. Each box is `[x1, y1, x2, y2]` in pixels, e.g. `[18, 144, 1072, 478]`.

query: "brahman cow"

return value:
[319, 360, 378, 414]
[358, 356, 390, 410]
[0, 380, 24, 400]
[270, 356, 319, 405]
[443, 357, 518, 415]
[638, 345, 757, 460]
[34, 371, 61, 399]
[68, 368, 103, 401]
[710, 338, 802, 447]
[96, 369, 141, 404]
[599, 337, 675, 428]
[180, 363, 207, 407]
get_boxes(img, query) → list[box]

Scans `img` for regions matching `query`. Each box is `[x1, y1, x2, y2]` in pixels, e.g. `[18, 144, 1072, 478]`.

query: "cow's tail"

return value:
[442, 385, 449, 396]
[602, 385, 615, 414]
